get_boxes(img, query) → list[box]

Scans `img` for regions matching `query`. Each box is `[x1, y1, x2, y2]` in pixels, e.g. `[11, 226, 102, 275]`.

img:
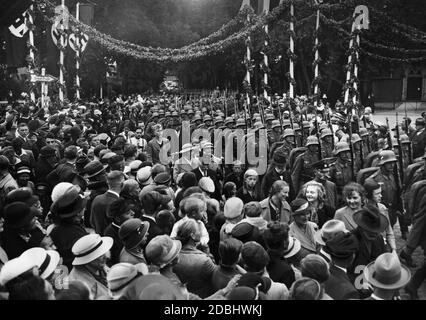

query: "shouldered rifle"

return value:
[395, 112, 405, 182]
[385, 117, 393, 151]
[314, 108, 323, 160]
[299, 114, 304, 148]
[289, 99, 294, 130]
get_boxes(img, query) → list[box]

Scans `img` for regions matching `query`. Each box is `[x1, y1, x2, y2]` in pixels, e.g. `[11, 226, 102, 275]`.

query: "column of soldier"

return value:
[0, 90, 425, 300]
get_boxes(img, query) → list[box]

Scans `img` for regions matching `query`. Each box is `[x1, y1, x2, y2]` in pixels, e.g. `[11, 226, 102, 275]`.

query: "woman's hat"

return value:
[3, 202, 37, 229]
[145, 235, 182, 268]
[364, 252, 411, 290]
[353, 205, 388, 234]
[72, 234, 113, 266]
[290, 198, 310, 216]
[224, 197, 244, 219]
[244, 169, 258, 178]
[0, 256, 38, 286]
[107, 263, 148, 299]
[283, 236, 302, 259]
[20, 247, 60, 279]
[119, 219, 150, 250]
[6, 188, 39, 207]
[137, 166, 153, 186]
[199, 176, 215, 193]
[314, 219, 347, 246]
[51, 182, 74, 202]
[84, 160, 108, 179]
[50, 185, 87, 218]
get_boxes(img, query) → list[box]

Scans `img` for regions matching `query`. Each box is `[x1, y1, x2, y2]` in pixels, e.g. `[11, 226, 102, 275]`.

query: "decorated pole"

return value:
[75, 2, 81, 100]
[245, 13, 252, 111]
[27, 4, 36, 103]
[289, 0, 295, 99]
[343, 13, 356, 105]
[352, 29, 360, 105]
[313, 0, 322, 108]
[262, 0, 271, 102]
[59, 0, 66, 104]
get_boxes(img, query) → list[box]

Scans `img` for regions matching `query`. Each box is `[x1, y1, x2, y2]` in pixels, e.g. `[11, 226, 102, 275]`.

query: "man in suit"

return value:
[323, 232, 360, 300]
[90, 171, 124, 235]
[146, 124, 170, 165]
[191, 156, 222, 202]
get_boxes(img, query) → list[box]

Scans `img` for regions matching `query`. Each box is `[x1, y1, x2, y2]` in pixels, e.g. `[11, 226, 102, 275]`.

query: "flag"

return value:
[4, 11, 28, 69]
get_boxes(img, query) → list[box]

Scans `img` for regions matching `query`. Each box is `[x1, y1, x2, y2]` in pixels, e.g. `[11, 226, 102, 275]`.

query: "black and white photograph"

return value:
[0, 0, 426, 304]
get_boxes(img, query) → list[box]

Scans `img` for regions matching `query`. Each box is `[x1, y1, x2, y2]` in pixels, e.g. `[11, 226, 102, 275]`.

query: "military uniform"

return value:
[329, 159, 353, 204]
[275, 140, 294, 162]
[321, 141, 334, 159]
[291, 150, 320, 194]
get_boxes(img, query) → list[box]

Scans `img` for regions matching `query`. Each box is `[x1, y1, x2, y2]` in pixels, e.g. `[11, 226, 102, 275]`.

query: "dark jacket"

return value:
[266, 250, 295, 289]
[349, 227, 388, 281]
[50, 222, 88, 271]
[139, 215, 163, 252]
[104, 223, 123, 266]
[324, 264, 359, 300]
[236, 186, 262, 204]
[90, 191, 120, 235]
[260, 166, 293, 200]
[1, 226, 46, 259]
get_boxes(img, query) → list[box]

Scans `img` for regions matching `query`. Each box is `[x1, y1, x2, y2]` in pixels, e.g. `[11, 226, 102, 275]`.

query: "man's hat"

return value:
[0, 256, 38, 286]
[154, 172, 171, 185]
[364, 253, 411, 290]
[199, 176, 215, 193]
[324, 232, 359, 260]
[272, 150, 286, 166]
[283, 236, 302, 258]
[314, 219, 347, 246]
[353, 205, 388, 234]
[6, 188, 39, 207]
[84, 160, 108, 179]
[137, 166, 152, 186]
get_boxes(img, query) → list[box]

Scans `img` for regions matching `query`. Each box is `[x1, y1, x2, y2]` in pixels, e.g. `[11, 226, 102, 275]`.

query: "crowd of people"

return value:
[0, 92, 425, 300]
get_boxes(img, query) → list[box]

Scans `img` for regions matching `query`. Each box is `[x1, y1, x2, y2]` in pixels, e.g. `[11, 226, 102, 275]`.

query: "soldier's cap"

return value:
[311, 157, 337, 171]
[415, 118, 425, 126]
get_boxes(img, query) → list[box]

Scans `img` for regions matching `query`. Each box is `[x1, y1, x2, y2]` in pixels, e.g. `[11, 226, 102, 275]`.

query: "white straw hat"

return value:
[72, 234, 113, 266]
[21, 247, 61, 279]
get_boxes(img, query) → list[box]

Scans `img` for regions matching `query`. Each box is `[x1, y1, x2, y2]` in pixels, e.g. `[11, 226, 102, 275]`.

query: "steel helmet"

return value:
[359, 127, 369, 137]
[224, 117, 234, 125]
[271, 120, 281, 129]
[351, 133, 362, 144]
[334, 142, 351, 155]
[400, 134, 410, 144]
[283, 129, 295, 139]
[378, 150, 397, 165]
[265, 114, 275, 122]
[293, 123, 301, 131]
[236, 119, 246, 127]
[203, 115, 212, 122]
[320, 128, 333, 139]
[302, 121, 310, 129]
[214, 116, 224, 125]
[283, 119, 292, 128]
[306, 135, 319, 146]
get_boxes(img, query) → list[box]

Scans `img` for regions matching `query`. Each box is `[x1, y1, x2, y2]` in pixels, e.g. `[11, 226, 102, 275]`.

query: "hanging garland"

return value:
[37, 0, 293, 62]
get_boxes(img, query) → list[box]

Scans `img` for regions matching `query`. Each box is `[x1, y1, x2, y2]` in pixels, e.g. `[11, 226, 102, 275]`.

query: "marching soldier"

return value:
[274, 129, 296, 160]
[291, 135, 321, 194]
[351, 133, 363, 172]
[411, 118, 426, 159]
[268, 120, 282, 148]
[328, 141, 354, 205]
[320, 128, 334, 158]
